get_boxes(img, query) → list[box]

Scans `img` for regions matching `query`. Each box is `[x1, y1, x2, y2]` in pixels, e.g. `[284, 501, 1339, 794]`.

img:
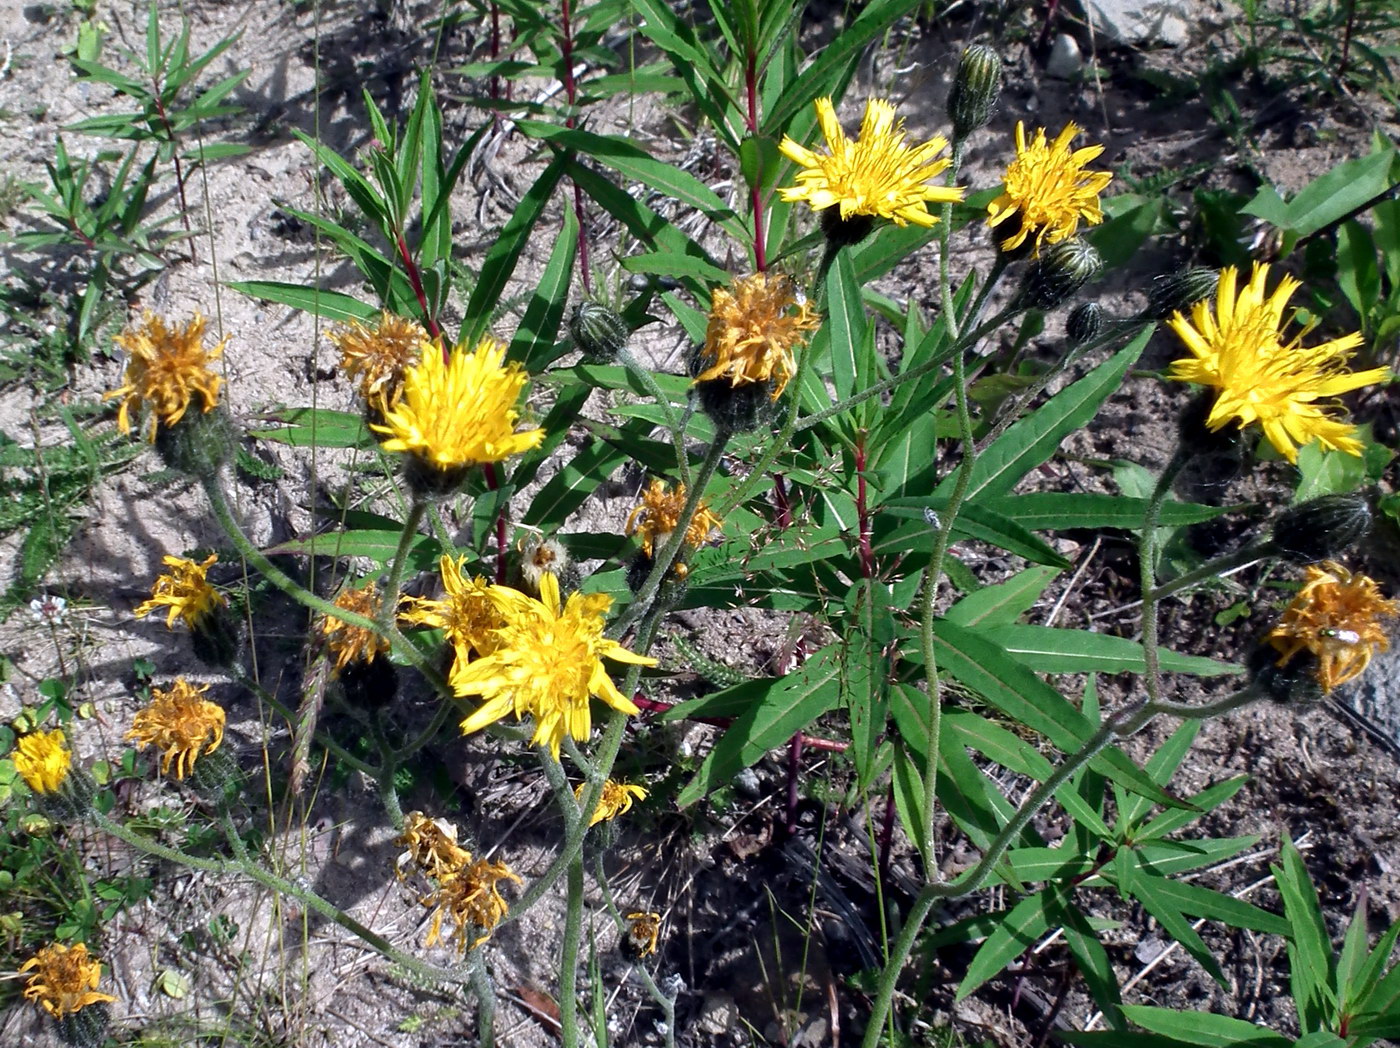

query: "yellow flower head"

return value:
[625, 479, 722, 561]
[695, 273, 820, 399]
[575, 780, 648, 826]
[105, 312, 225, 441]
[397, 811, 474, 882]
[13, 729, 72, 794]
[134, 553, 227, 631]
[320, 582, 390, 676]
[623, 911, 661, 959]
[422, 855, 521, 952]
[452, 573, 657, 761]
[399, 555, 503, 665]
[1266, 561, 1399, 692]
[1167, 264, 1390, 463]
[328, 312, 429, 409]
[126, 679, 226, 779]
[20, 942, 116, 1018]
[779, 98, 964, 227]
[372, 335, 545, 472]
[986, 122, 1113, 254]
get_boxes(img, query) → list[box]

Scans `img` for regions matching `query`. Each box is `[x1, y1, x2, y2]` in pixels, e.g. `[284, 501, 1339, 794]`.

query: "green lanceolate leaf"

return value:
[955, 887, 1059, 1000]
[1274, 838, 1339, 1032]
[944, 566, 1061, 628]
[248, 408, 374, 450]
[265, 529, 442, 572]
[981, 624, 1240, 677]
[676, 645, 842, 808]
[227, 284, 378, 324]
[1115, 849, 1227, 986]
[510, 203, 577, 370]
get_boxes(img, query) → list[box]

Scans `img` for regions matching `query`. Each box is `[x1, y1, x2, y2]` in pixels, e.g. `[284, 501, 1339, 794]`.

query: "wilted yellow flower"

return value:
[126, 679, 226, 779]
[779, 98, 964, 227]
[625, 479, 722, 560]
[106, 312, 224, 441]
[695, 273, 820, 399]
[399, 555, 503, 665]
[20, 942, 116, 1018]
[452, 573, 656, 761]
[575, 779, 648, 826]
[13, 729, 71, 794]
[397, 811, 474, 882]
[320, 582, 389, 676]
[1267, 561, 1398, 692]
[372, 335, 545, 472]
[422, 855, 521, 952]
[134, 553, 226, 631]
[986, 122, 1113, 254]
[329, 311, 429, 409]
[623, 911, 661, 959]
[1168, 264, 1390, 463]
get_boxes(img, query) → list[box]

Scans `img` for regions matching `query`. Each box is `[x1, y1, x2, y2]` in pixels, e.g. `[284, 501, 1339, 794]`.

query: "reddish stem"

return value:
[744, 50, 767, 272]
[772, 474, 792, 528]
[855, 433, 874, 579]
[877, 782, 896, 882]
[560, 0, 592, 294]
[393, 231, 443, 347]
[785, 734, 803, 833]
[483, 462, 509, 583]
[489, 3, 501, 101]
[1037, 0, 1061, 50]
[632, 694, 847, 752]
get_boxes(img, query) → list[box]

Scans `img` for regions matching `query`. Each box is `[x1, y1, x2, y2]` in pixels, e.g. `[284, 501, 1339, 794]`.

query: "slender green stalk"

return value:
[859, 683, 1267, 1047]
[620, 347, 692, 489]
[379, 496, 428, 630]
[559, 852, 587, 1048]
[1140, 447, 1189, 702]
[1148, 542, 1271, 603]
[467, 950, 496, 1046]
[592, 852, 676, 1048]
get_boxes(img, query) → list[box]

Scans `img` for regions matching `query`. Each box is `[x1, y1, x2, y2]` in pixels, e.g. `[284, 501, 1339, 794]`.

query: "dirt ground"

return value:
[1, 1, 1399, 1046]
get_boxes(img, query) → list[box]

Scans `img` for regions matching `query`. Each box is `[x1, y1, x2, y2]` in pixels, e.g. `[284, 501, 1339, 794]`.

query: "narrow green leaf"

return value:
[983, 624, 1241, 677]
[510, 203, 576, 370]
[1119, 1006, 1290, 1047]
[980, 492, 1234, 531]
[938, 333, 1148, 502]
[248, 408, 374, 450]
[463, 156, 566, 346]
[820, 246, 866, 400]
[676, 646, 842, 808]
[1118, 852, 1226, 986]
[1052, 895, 1125, 1028]
[1241, 148, 1397, 237]
[956, 889, 1057, 1000]
[265, 529, 442, 571]
[945, 566, 1061, 628]
[228, 283, 376, 324]
[1274, 839, 1338, 1031]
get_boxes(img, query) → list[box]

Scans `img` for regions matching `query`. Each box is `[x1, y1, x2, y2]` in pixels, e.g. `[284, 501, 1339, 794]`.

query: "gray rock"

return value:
[1083, 0, 1189, 47]
[1046, 33, 1084, 79]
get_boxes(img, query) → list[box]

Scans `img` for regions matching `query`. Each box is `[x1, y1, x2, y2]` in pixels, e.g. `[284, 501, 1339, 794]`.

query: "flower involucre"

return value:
[372, 336, 545, 471]
[20, 942, 116, 1018]
[397, 811, 474, 882]
[1168, 264, 1390, 463]
[399, 555, 503, 666]
[13, 729, 71, 794]
[576, 780, 648, 826]
[986, 122, 1113, 254]
[135, 554, 226, 631]
[127, 679, 226, 779]
[696, 273, 820, 399]
[321, 582, 390, 676]
[625, 479, 722, 559]
[451, 573, 656, 760]
[779, 98, 964, 227]
[329, 312, 429, 409]
[106, 312, 225, 441]
[1266, 561, 1398, 692]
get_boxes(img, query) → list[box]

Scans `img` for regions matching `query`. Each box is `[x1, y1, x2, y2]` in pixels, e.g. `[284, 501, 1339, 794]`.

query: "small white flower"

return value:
[29, 595, 66, 623]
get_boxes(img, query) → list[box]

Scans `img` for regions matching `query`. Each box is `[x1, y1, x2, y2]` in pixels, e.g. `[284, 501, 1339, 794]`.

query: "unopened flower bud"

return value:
[570, 301, 630, 362]
[58, 1002, 112, 1048]
[1143, 267, 1219, 320]
[820, 209, 875, 250]
[1267, 494, 1372, 563]
[1018, 238, 1103, 311]
[1066, 302, 1105, 345]
[687, 344, 778, 434]
[947, 45, 1003, 141]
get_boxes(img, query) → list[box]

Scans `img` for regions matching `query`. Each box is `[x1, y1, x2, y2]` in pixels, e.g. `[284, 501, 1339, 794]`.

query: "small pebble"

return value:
[1046, 34, 1083, 79]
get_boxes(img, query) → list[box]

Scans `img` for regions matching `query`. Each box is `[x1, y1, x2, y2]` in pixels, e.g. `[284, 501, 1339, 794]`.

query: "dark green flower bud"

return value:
[687, 343, 778, 434]
[57, 1002, 111, 1048]
[1247, 645, 1325, 706]
[947, 45, 1003, 141]
[1066, 302, 1105, 345]
[570, 301, 630, 362]
[189, 744, 243, 808]
[190, 607, 242, 670]
[1267, 493, 1372, 563]
[1018, 238, 1103, 311]
[155, 403, 239, 478]
[339, 656, 398, 710]
[36, 764, 96, 824]
[1143, 267, 1219, 320]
